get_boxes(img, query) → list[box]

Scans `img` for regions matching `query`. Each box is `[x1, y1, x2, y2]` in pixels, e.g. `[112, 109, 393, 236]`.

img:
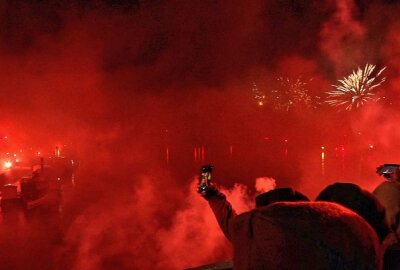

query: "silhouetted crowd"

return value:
[198, 164, 400, 270]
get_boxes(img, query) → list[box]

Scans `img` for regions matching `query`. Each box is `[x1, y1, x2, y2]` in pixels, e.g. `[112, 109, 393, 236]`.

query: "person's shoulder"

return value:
[373, 181, 400, 194]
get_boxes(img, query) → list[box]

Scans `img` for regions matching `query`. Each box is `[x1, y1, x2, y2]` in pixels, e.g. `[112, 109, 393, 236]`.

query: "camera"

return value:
[376, 164, 400, 179]
[198, 165, 213, 194]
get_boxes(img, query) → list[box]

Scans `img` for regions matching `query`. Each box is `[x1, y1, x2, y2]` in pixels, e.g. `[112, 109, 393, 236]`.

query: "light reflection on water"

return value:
[0, 173, 76, 270]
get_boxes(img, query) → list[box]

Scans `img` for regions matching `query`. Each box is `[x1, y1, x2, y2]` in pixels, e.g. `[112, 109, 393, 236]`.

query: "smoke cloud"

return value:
[1, 0, 400, 269]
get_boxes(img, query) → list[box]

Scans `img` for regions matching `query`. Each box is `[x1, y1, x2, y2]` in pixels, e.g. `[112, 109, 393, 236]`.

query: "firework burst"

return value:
[252, 81, 266, 106]
[252, 77, 318, 112]
[325, 64, 386, 111]
[273, 77, 313, 111]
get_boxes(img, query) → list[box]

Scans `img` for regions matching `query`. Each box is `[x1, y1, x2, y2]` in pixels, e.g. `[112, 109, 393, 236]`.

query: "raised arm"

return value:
[199, 183, 237, 241]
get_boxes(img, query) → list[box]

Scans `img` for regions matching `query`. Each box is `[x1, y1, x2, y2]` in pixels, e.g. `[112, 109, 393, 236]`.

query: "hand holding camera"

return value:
[198, 165, 216, 196]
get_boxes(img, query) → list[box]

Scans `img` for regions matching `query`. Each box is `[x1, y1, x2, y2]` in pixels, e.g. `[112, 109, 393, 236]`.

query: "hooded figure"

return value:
[202, 186, 382, 269]
[316, 182, 389, 243]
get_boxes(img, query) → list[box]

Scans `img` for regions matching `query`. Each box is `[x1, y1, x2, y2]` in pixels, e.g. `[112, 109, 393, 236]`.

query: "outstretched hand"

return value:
[376, 165, 384, 176]
[197, 181, 218, 197]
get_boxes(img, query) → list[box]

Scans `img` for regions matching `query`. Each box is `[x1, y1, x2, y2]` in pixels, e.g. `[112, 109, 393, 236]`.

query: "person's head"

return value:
[255, 187, 309, 208]
[316, 182, 389, 243]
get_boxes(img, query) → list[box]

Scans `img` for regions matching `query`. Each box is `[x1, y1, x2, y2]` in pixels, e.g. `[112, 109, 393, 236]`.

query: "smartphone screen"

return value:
[378, 164, 400, 175]
[199, 165, 213, 191]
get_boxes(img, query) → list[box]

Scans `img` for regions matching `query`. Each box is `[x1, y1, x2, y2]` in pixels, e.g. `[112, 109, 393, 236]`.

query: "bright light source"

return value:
[4, 161, 12, 169]
[321, 146, 325, 150]
[369, 144, 374, 149]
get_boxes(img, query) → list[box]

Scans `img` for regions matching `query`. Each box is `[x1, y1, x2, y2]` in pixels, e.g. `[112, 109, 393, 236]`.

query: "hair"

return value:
[316, 182, 389, 243]
[255, 187, 309, 208]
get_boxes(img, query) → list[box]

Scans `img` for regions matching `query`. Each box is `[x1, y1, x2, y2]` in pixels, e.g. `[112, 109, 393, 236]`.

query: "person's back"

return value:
[230, 202, 382, 270]
[373, 181, 400, 233]
[373, 181, 400, 269]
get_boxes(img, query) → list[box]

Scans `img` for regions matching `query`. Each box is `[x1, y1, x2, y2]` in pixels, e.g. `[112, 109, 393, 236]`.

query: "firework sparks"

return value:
[273, 77, 313, 111]
[252, 81, 266, 106]
[252, 77, 318, 111]
[268, 77, 315, 111]
[325, 64, 386, 111]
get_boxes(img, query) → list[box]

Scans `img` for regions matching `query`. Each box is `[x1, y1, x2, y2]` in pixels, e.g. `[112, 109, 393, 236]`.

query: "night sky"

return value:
[1, 0, 400, 269]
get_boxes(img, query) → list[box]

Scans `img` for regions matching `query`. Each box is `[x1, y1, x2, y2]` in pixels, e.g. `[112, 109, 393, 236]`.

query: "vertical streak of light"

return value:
[229, 145, 233, 158]
[71, 173, 76, 188]
[166, 146, 170, 164]
[194, 147, 198, 161]
[321, 147, 325, 176]
[284, 140, 288, 159]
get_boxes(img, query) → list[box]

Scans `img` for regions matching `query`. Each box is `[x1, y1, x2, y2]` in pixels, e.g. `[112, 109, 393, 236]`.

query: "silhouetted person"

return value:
[316, 182, 389, 243]
[373, 164, 400, 269]
[200, 184, 381, 269]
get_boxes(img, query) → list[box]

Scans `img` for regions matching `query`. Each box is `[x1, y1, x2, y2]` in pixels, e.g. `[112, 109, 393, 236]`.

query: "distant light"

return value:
[15, 159, 20, 163]
[4, 136, 7, 139]
[37, 152, 41, 156]
[5, 152, 9, 155]
[258, 101, 264, 106]
[321, 146, 325, 150]
[4, 161, 12, 169]
[264, 137, 269, 140]
[284, 139, 288, 143]
[13, 153, 17, 157]
[369, 144, 374, 149]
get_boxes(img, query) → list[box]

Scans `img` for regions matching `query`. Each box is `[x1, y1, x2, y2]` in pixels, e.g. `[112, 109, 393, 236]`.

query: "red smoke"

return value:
[1, 0, 400, 269]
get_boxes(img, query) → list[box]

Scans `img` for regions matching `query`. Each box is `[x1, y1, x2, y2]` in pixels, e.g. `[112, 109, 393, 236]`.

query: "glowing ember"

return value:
[325, 64, 386, 111]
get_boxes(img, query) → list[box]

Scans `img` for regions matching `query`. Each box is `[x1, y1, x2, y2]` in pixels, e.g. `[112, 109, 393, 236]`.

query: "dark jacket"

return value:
[206, 191, 382, 270]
